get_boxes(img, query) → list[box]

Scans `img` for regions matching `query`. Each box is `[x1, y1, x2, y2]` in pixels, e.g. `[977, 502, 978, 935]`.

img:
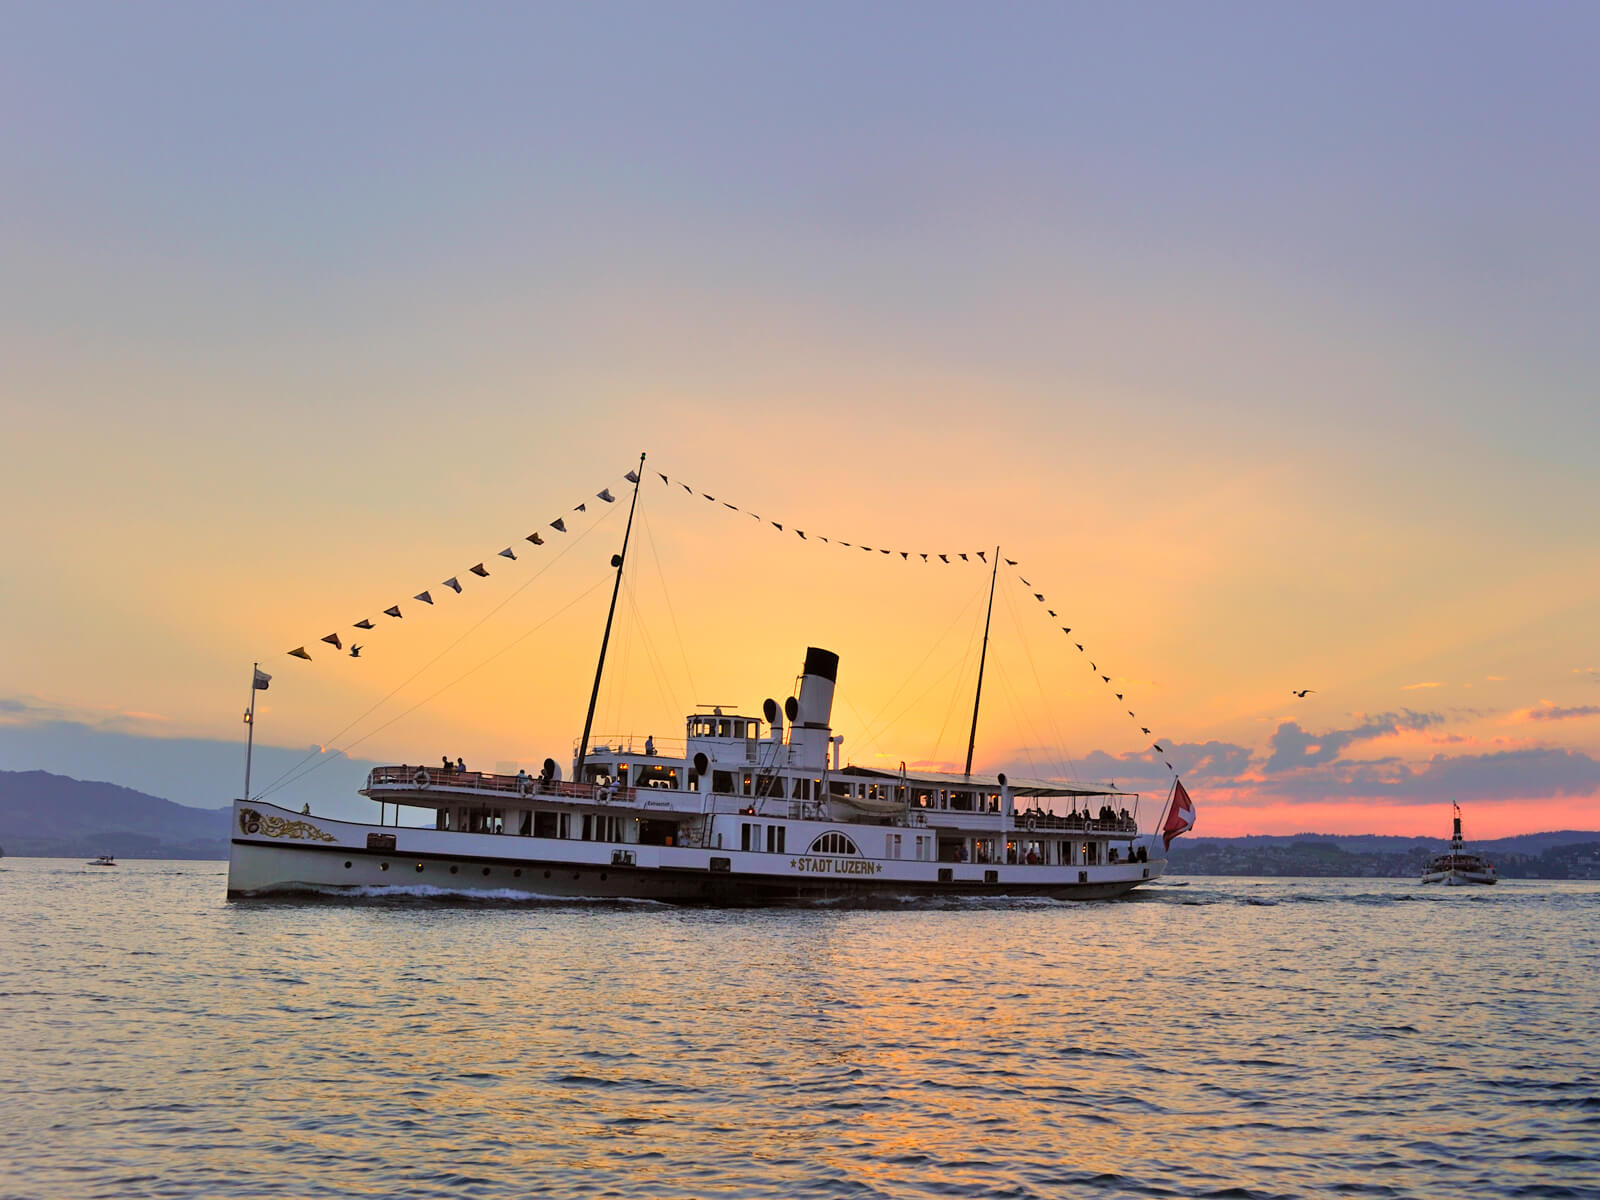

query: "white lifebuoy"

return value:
[1025, 816, 1037, 832]
[414, 768, 432, 789]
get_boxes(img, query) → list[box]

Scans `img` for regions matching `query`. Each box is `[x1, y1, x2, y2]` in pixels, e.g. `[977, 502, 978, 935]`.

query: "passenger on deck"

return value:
[517, 768, 529, 788]
[442, 755, 453, 775]
[645, 735, 656, 756]
[457, 757, 466, 774]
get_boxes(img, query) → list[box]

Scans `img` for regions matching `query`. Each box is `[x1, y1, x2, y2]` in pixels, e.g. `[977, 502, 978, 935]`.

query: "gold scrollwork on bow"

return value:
[239, 807, 337, 842]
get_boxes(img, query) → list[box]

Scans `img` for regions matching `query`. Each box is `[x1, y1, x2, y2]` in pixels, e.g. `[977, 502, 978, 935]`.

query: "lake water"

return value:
[3, 858, 1597, 1199]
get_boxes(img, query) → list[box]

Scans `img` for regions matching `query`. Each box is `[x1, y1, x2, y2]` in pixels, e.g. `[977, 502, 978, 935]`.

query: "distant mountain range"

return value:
[0, 769, 231, 859]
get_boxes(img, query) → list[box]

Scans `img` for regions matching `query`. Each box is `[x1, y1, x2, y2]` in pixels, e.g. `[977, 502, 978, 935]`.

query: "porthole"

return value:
[449, 865, 459, 874]
[344, 861, 352, 869]
[482, 867, 490, 876]
[514, 869, 522, 877]
[600, 872, 608, 881]
[572, 872, 580, 880]
[544, 870, 551, 879]
[380, 862, 389, 871]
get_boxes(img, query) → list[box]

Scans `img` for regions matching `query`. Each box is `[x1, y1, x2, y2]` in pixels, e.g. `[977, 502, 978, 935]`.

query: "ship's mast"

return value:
[964, 546, 1000, 778]
[576, 453, 646, 780]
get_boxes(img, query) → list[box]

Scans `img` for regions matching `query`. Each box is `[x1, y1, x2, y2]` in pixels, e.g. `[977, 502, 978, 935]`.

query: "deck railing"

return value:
[365, 766, 641, 805]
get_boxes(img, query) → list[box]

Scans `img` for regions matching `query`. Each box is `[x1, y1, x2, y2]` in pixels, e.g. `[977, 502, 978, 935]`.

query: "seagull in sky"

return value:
[1292, 688, 1315, 698]
[350, 645, 362, 658]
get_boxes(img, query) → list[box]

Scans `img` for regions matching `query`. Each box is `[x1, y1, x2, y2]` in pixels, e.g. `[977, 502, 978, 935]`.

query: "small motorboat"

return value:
[87, 854, 116, 867]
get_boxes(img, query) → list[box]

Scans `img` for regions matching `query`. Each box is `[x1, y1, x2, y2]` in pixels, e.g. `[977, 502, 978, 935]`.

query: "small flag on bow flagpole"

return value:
[1163, 780, 1196, 848]
[253, 668, 271, 691]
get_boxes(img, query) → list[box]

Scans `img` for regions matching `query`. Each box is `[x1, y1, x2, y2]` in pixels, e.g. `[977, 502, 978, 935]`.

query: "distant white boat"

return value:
[87, 854, 116, 867]
[1420, 804, 1496, 886]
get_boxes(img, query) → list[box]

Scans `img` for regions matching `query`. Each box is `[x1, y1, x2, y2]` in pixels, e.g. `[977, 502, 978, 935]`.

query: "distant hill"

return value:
[1169, 833, 1600, 880]
[0, 769, 230, 859]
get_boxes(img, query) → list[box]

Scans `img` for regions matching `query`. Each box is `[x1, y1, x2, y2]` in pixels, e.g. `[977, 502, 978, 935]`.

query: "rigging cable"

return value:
[256, 506, 623, 798]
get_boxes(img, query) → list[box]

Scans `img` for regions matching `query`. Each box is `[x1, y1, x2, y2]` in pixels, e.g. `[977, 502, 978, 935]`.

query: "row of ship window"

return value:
[348, 861, 613, 881]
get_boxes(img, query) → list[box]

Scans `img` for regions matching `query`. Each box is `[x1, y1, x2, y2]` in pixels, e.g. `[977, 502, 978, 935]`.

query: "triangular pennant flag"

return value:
[681, 483, 691, 493]
[1102, 675, 1110, 682]
[1165, 761, 1173, 770]
[701, 493, 713, 501]
[959, 553, 968, 561]
[354, 619, 374, 629]
[657, 472, 667, 483]
[625, 470, 640, 484]
[819, 537, 828, 543]
[773, 522, 783, 531]
[1154, 744, 1164, 752]
[900, 551, 908, 560]
[863, 546, 873, 552]
[881, 548, 890, 555]
[469, 564, 488, 577]
[385, 605, 403, 618]
[1115, 693, 1123, 700]
[1062, 627, 1071, 634]
[1005, 559, 1017, 566]
[939, 555, 949, 563]
[1076, 644, 1084, 651]
[1128, 710, 1136, 717]
[1035, 593, 1045, 602]
[415, 591, 434, 605]
[1142, 727, 1151, 734]
[598, 491, 617, 504]
[1021, 578, 1031, 587]
[574, 502, 586, 512]
[1048, 610, 1057, 617]
[321, 633, 342, 650]
[443, 578, 462, 593]
[977, 551, 986, 562]
[724, 502, 738, 510]
[1091, 662, 1097, 671]
[499, 547, 516, 560]
[289, 646, 311, 660]
[526, 532, 544, 545]
[840, 541, 851, 547]
[551, 518, 567, 532]
[921, 554, 928, 562]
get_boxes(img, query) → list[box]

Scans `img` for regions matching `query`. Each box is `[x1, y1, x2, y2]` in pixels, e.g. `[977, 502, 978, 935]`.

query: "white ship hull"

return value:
[228, 800, 1164, 903]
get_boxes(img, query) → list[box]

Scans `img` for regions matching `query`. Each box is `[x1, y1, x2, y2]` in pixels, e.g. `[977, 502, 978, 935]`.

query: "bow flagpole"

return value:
[243, 663, 270, 800]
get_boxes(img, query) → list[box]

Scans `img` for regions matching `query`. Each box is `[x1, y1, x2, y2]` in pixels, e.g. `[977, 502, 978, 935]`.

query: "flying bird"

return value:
[350, 645, 362, 658]
[1292, 689, 1316, 698]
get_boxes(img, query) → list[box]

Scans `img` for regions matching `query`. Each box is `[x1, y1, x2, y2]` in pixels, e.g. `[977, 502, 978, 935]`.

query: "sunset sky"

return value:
[4, 3, 1597, 837]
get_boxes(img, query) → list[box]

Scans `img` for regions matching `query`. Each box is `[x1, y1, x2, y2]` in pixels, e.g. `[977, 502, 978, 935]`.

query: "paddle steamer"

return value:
[1420, 803, 1497, 886]
[227, 458, 1183, 902]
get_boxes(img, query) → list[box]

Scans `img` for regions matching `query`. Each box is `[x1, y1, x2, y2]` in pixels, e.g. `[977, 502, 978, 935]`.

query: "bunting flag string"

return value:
[1003, 559, 1181, 779]
[277, 473, 634, 664]
[653, 467, 996, 566]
